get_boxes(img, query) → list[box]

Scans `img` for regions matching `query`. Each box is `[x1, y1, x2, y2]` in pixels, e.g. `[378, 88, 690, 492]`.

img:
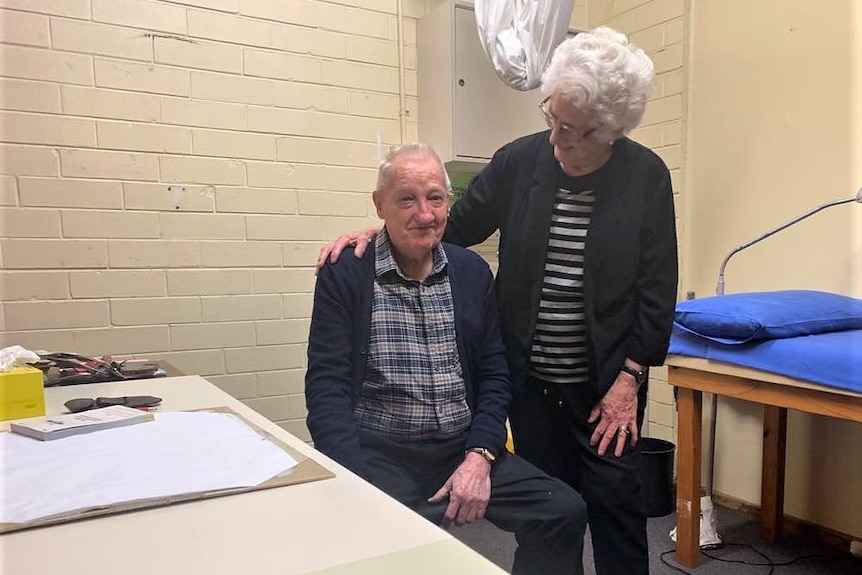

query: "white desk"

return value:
[0, 376, 507, 575]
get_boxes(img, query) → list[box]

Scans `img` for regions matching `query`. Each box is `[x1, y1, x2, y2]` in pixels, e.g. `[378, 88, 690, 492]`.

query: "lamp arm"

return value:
[716, 190, 862, 295]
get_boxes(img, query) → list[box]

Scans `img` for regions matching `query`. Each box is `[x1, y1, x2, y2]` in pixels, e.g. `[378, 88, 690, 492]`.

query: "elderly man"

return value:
[306, 144, 588, 575]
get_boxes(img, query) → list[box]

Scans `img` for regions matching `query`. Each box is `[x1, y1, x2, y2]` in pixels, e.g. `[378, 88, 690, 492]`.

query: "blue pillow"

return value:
[674, 290, 862, 344]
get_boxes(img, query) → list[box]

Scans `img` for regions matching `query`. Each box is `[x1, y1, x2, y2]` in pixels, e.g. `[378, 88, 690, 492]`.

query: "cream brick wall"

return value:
[586, 0, 688, 443]
[1, 0, 687, 445]
[0, 0, 427, 441]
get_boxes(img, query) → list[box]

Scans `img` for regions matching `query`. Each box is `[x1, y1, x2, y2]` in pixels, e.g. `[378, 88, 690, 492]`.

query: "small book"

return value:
[10, 405, 155, 441]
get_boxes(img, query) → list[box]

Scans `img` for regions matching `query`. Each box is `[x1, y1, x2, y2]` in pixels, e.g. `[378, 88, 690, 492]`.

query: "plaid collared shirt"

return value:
[354, 230, 472, 438]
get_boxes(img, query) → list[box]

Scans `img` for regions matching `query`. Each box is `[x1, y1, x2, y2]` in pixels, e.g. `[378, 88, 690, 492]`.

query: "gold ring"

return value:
[618, 427, 628, 435]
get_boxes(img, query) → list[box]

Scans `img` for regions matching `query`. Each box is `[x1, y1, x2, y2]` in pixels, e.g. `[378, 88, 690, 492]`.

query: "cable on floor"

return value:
[658, 542, 857, 574]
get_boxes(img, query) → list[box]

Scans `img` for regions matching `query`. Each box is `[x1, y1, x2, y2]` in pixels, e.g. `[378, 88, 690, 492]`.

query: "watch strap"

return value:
[465, 447, 497, 464]
[619, 364, 647, 385]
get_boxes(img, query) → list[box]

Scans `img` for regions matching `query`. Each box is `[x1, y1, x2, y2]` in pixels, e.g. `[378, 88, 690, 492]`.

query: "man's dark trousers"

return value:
[358, 429, 588, 575]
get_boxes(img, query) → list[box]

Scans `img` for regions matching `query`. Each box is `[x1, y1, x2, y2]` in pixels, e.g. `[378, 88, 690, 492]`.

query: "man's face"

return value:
[373, 152, 449, 260]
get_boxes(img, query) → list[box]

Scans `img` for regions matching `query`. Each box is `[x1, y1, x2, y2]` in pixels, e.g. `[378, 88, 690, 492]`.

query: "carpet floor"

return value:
[451, 507, 860, 574]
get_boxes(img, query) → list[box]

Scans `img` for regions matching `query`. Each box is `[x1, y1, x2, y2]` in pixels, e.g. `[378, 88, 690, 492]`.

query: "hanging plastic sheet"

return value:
[474, 0, 575, 91]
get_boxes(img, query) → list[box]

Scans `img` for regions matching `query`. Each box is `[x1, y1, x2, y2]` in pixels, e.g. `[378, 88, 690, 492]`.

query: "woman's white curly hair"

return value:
[541, 27, 655, 142]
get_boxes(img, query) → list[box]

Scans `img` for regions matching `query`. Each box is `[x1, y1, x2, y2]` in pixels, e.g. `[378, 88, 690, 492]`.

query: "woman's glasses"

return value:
[538, 96, 597, 142]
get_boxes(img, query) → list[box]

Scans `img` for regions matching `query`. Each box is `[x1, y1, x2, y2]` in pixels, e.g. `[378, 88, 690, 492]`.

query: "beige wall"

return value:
[685, 0, 861, 537]
[0, 0, 684, 443]
[0, 0, 424, 440]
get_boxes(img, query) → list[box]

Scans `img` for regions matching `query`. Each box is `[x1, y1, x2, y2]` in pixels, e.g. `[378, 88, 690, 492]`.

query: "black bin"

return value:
[638, 437, 675, 517]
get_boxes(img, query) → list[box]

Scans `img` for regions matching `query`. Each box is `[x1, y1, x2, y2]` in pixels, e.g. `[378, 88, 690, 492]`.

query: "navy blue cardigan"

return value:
[305, 242, 512, 481]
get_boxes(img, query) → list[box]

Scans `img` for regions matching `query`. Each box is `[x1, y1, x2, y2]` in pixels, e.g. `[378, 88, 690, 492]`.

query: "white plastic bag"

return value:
[474, 0, 575, 91]
[0, 345, 40, 372]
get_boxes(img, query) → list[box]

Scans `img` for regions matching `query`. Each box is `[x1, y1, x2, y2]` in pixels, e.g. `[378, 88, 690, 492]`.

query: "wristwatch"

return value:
[465, 447, 497, 465]
[619, 364, 647, 385]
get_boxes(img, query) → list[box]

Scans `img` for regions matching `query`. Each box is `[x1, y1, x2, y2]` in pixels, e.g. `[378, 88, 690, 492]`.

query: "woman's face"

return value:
[545, 92, 611, 176]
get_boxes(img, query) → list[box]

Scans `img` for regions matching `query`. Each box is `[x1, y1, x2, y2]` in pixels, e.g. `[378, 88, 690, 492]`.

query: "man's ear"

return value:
[372, 189, 384, 219]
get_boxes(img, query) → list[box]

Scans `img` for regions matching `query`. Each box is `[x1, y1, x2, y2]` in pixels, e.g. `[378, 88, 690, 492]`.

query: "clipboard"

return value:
[0, 406, 335, 534]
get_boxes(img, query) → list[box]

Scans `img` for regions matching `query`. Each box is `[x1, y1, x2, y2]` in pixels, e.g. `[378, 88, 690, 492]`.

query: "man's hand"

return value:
[427, 452, 492, 527]
[315, 226, 381, 272]
[588, 370, 640, 457]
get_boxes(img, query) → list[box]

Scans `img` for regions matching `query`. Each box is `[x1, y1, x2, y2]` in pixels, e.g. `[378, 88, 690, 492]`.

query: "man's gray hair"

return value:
[541, 26, 654, 141]
[376, 143, 452, 192]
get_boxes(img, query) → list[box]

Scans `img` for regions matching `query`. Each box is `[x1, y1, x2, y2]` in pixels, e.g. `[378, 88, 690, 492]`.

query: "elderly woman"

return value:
[320, 27, 678, 574]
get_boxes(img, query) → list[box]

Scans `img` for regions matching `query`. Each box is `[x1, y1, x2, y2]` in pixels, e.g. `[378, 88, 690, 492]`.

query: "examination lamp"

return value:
[716, 187, 862, 296]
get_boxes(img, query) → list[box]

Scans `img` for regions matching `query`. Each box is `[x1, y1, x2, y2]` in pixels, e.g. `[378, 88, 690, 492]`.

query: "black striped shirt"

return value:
[529, 183, 595, 384]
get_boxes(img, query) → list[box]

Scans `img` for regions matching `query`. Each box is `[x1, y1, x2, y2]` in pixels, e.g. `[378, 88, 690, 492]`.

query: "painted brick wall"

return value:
[586, 0, 688, 444]
[0, 0, 429, 441]
[1, 0, 686, 445]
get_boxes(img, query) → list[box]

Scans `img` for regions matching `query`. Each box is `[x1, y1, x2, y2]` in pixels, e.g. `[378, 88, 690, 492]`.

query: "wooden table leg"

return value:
[761, 405, 787, 542]
[675, 387, 702, 568]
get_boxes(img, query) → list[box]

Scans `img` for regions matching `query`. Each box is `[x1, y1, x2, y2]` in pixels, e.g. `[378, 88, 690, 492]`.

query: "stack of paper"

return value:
[1, 411, 299, 526]
[10, 406, 154, 441]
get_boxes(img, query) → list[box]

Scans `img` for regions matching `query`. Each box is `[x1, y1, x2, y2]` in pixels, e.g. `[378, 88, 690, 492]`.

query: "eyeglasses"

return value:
[538, 96, 597, 141]
[64, 395, 162, 413]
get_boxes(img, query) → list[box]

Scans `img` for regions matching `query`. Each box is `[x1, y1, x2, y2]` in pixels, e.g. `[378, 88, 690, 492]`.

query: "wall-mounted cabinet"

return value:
[418, 1, 547, 174]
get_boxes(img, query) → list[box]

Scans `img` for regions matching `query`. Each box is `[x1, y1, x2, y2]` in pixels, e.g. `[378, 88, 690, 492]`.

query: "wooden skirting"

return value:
[710, 490, 855, 552]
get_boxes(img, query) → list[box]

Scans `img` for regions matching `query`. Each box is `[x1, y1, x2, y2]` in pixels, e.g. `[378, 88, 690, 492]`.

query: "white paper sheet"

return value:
[0, 411, 298, 524]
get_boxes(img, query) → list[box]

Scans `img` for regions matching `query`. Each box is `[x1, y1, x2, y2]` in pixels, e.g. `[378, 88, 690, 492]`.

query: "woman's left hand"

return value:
[588, 374, 640, 457]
